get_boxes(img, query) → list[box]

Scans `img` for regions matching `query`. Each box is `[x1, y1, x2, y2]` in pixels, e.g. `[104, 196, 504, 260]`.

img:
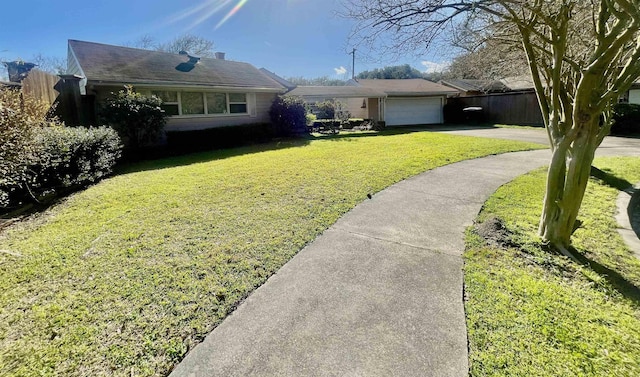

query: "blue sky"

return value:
[2, 0, 451, 79]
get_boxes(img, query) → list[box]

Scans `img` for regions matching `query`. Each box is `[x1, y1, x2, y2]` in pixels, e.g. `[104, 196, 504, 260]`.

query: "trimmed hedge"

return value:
[1, 126, 122, 211]
[32, 126, 122, 190]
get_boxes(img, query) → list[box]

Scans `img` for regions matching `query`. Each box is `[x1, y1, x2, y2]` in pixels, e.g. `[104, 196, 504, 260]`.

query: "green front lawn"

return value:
[465, 157, 640, 376]
[0, 130, 542, 376]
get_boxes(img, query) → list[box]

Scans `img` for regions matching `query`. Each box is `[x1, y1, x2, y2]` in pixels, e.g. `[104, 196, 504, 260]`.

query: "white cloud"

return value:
[334, 66, 348, 75]
[421, 60, 450, 74]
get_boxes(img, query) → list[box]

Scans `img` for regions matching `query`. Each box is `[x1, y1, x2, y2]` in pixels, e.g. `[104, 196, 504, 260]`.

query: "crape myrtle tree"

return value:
[342, 0, 640, 253]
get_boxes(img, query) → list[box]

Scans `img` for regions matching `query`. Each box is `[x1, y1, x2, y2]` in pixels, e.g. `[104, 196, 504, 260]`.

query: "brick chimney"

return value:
[214, 52, 226, 60]
[3, 61, 37, 83]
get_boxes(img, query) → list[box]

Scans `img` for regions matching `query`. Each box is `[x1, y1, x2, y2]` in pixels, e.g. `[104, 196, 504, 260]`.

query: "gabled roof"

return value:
[439, 79, 509, 93]
[500, 75, 536, 91]
[259, 68, 297, 91]
[352, 78, 458, 96]
[287, 85, 385, 98]
[68, 40, 285, 91]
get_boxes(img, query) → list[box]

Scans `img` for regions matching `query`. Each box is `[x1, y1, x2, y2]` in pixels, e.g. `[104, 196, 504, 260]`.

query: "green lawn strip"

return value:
[0, 130, 541, 376]
[494, 124, 545, 130]
[465, 157, 640, 377]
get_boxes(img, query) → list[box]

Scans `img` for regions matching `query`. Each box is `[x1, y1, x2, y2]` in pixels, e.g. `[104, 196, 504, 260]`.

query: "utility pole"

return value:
[349, 48, 356, 80]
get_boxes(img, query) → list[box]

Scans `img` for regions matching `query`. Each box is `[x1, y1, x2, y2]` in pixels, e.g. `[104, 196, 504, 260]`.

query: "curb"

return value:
[615, 183, 640, 260]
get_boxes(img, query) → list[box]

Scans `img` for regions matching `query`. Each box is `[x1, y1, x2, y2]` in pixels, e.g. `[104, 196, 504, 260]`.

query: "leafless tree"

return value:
[445, 40, 528, 80]
[30, 54, 66, 75]
[342, 0, 640, 252]
[129, 34, 216, 57]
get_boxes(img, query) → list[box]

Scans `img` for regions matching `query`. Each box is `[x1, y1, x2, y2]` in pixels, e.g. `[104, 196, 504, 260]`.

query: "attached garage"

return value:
[385, 97, 443, 126]
[352, 79, 458, 126]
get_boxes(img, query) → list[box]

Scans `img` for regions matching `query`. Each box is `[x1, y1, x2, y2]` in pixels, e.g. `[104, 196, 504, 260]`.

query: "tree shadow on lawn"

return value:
[569, 245, 640, 306]
[590, 166, 634, 191]
[589, 166, 640, 239]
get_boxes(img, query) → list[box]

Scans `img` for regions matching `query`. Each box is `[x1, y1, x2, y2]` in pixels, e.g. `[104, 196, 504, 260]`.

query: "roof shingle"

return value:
[353, 79, 458, 96]
[69, 40, 284, 90]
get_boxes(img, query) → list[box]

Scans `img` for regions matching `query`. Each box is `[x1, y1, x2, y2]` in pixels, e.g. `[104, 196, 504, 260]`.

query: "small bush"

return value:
[611, 103, 640, 135]
[306, 113, 317, 125]
[269, 96, 308, 136]
[315, 101, 335, 120]
[101, 85, 167, 149]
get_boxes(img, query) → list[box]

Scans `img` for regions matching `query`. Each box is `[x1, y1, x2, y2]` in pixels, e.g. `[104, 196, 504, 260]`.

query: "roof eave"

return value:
[385, 91, 456, 96]
[87, 79, 285, 92]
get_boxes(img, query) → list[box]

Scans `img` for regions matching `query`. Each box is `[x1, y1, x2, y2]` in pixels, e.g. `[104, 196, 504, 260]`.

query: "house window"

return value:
[206, 93, 228, 114]
[148, 90, 249, 116]
[181, 92, 205, 115]
[152, 90, 179, 116]
[228, 93, 247, 114]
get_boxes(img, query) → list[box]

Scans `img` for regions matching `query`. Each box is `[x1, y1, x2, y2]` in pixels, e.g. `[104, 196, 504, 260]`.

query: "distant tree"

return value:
[286, 76, 347, 86]
[423, 71, 445, 82]
[129, 34, 215, 57]
[30, 54, 66, 75]
[357, 64, 424, 79]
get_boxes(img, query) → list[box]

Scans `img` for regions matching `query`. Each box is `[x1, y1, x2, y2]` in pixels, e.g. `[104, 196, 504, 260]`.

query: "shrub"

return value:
[269, 96, 308, 136]
[31, 126, 122, 193]
[101, 85, 167, 148]
[315, 100, 336, 119]
[611, 103, 640, 135]
[0, 88, 53, 208]
[306, 113, 317, 125]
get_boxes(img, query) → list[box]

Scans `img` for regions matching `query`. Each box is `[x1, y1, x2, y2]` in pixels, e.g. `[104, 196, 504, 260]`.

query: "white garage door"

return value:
[385, 97, 443, 126]
[630, 89, 640, 105]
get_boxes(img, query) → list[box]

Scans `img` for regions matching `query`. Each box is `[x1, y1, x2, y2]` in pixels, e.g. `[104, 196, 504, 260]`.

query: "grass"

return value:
[0, 130, 542, 376]
[465, 157, 640, 377]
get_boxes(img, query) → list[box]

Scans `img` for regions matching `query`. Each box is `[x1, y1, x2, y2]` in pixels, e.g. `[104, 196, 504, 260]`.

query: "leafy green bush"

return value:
[32, 126, 122, 192]
[306, 113, 317, 125]
[315, 100, 336, 119]
[611, 103, 640, 135]
[0, 88, 53, 208]
[1, 88, 122, 211]
[269, 96, 308, 136]
[101, 85, 167, 148]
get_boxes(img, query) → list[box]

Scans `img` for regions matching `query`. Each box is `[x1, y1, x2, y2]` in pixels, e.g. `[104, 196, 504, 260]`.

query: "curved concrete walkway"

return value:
[170, 129, 640, 377]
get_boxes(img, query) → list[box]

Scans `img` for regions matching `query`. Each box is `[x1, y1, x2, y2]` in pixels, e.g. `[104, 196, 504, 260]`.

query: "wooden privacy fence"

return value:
[20, 69, 60, 107]
[446, 91, 544, 126]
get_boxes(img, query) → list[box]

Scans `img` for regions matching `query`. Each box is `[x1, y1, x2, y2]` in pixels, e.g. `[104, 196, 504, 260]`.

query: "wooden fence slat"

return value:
[448, 91, 544, 125]
[20, 69, 59, 107]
